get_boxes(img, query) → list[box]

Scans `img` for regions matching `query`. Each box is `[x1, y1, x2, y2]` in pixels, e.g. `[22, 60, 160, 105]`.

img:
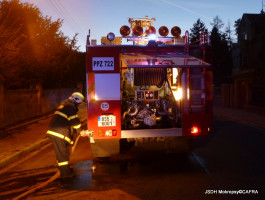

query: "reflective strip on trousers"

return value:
[58, 161, 69, 166]
[46, 130, 73, 145]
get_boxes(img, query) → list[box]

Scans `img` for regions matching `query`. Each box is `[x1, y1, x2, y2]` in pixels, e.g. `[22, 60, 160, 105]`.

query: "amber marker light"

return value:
[133, 25, 143, 36]
[120, 25, 131, 37]
[145, 26, 156, 36]
[171, 26, 181, 37]
[158, 26, 169, 36]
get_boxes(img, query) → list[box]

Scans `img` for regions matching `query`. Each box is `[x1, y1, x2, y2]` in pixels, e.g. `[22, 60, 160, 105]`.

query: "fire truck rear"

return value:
[86, 17, 213, 157]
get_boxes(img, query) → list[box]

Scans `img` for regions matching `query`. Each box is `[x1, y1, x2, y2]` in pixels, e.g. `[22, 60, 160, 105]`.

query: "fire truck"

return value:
[86, 17, 213, 157]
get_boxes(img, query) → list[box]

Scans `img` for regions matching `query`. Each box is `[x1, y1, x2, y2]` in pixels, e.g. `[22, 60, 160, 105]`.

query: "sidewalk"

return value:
[0, 105, 264, 171]
[0, 103, 88, 171]
[0, 117, 51, 169]
[214, 106, 265, 130]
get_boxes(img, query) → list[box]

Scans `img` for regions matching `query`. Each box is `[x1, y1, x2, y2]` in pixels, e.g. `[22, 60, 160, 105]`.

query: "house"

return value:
[231, 13, 265, 108]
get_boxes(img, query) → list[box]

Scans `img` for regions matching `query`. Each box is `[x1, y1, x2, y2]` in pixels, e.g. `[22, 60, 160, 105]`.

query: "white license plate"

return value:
[92, 57, 114, 71]
[98, 115, 116, 127]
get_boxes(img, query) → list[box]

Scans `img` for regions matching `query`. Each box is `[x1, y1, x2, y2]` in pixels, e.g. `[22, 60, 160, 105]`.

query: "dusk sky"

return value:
[21, 0, 264, 52]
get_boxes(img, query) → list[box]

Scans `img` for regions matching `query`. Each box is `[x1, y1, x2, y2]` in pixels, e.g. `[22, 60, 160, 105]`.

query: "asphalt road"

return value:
[0, 117, 264, 200]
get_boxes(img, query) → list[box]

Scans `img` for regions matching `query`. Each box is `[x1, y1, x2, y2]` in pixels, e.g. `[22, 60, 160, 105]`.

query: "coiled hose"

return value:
[134, 68, 167, 88]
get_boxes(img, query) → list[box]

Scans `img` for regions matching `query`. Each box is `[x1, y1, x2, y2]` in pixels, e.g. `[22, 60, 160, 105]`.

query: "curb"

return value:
[0, 120, 87, 170]
[0, 138, 50, 169]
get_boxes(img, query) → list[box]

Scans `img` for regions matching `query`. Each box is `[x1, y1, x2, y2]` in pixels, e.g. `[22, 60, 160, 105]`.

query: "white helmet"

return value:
[70, 92, 84, 104]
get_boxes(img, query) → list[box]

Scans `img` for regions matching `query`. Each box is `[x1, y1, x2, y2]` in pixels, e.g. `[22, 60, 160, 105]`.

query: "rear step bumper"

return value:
[121, 128, 182, 138]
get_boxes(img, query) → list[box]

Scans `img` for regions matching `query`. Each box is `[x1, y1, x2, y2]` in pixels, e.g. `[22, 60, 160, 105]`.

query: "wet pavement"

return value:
[0, 105, 264, 199]
[1, 114, 265, 200]
[1, 145, 215, 200]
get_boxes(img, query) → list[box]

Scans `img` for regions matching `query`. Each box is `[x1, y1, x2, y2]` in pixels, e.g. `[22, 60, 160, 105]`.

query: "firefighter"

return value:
[46, 92, 88, 179]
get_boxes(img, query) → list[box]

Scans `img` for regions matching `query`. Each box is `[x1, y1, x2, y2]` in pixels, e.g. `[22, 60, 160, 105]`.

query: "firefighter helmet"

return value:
[70, 92, 84, 104]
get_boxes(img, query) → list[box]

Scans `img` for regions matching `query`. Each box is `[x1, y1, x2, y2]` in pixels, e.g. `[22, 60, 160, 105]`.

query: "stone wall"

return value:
[3, 89, 39, 126]
[0, 87, 79, 128]
[41, 88, 76, 114]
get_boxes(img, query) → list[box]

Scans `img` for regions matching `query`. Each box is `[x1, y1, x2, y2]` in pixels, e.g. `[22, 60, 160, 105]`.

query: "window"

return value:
[95, 73, 120, 100]
[242, 32, 247, 40]
[241, 55, 248, 68]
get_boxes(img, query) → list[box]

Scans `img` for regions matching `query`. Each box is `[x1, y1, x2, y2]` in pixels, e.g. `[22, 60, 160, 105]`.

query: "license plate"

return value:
[98, 115, 116, 127]
[92, 57, 114, 71]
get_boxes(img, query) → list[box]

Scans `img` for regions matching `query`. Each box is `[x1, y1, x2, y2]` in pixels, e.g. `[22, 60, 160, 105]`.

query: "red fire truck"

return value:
[86, 17, 212, 157]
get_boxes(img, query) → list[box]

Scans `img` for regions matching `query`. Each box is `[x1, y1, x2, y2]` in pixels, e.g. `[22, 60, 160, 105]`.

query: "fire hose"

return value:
[13, 130, 94, 200]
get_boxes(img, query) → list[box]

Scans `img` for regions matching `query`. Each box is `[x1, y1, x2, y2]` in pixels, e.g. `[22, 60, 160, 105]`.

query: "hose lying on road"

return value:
[13, 171, 60, 200]
[13, 135, 82, 200]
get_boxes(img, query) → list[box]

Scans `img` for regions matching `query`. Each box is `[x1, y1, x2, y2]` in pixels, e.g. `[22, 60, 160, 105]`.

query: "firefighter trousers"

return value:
[49, 136, 74, 178]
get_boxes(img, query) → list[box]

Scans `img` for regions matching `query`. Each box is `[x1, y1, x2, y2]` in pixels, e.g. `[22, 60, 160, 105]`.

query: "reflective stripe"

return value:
[58, 161, 69, 166]
[73, 124, 81, 129]
[68, 114, 78, 120]
[46, 130, 73, 144]
[54, 111, 78, 121]
[57, 105, 64, 109]
[54, 111, 68, 119]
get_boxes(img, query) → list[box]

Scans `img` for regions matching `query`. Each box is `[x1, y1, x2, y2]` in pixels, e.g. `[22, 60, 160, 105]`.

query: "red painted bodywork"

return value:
[86, 44, 213, 139]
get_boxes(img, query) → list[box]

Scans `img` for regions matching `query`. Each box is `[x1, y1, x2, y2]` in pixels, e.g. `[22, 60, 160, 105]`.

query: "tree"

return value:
[190, 19, 208, 44]
[234, 18, 241, 42]
[224, 21, 233, 48]
[210, 17, 233, 86]
[0, 0, 83, 89]
[210, 15, 224, 30]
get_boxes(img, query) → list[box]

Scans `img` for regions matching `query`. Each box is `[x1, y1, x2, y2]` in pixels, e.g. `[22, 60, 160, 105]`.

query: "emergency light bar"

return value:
[107, 17, 183, 43]
[119, 25, 181, 38]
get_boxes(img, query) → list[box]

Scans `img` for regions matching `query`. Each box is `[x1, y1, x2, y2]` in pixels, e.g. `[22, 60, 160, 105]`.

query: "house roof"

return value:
[241, 13, 265, 32]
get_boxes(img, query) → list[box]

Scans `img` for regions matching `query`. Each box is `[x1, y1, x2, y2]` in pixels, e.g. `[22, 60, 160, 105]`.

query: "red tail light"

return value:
[190, 126, 201, 135]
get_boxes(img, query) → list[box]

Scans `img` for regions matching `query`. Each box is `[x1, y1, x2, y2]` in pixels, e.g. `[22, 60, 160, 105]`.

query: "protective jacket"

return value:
[46, 99, 82, 178]
[47, 99, 82, 144]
